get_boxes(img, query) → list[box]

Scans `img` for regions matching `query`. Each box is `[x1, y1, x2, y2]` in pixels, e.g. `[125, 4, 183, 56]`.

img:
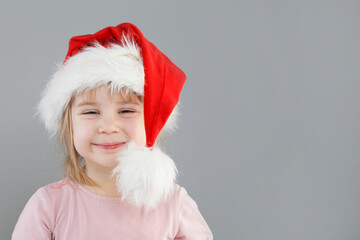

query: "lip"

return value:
[93, 142, 126, 150]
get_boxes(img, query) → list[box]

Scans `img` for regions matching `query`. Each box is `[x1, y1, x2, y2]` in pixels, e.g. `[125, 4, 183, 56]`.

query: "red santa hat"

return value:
[37, 23, 186, 209]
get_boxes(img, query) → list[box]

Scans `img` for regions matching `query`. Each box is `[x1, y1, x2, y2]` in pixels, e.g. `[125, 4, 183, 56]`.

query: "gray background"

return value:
[1, 0, 360, 239]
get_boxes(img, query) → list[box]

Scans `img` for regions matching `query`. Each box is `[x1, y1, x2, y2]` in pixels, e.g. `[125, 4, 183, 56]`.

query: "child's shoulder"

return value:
[171, 183, 204, 211]
[19, 178, 76, 217]
[172, 182, 187, 196]
[43, 177, 75, 190]
[37, 177, 77, 200]
[170, 182, 194, 204]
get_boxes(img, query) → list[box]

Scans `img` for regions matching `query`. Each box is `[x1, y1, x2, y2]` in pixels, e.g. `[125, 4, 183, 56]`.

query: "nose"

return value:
[98, 113, 120, 134]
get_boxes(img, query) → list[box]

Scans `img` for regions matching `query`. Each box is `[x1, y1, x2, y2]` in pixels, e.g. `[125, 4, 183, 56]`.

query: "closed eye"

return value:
[119, 109, 135, 114]
[83, 110, 98, 114]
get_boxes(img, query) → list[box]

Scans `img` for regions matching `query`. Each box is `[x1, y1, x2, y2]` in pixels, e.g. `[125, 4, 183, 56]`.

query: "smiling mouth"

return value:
[93, 142, 126, 150]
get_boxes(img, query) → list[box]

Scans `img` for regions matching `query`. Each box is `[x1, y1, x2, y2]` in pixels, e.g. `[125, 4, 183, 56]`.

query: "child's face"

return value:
[71, 86, 146, 171]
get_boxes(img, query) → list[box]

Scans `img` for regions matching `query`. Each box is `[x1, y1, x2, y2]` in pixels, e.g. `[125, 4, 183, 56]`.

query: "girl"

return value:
[12, 23, 213, 239]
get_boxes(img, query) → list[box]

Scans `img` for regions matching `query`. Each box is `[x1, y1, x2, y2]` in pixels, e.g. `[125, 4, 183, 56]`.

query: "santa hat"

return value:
[37, 23, 186, 209]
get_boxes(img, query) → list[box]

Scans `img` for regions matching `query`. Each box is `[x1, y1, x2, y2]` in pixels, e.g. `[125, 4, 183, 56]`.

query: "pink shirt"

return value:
[12, 178, 213, 240]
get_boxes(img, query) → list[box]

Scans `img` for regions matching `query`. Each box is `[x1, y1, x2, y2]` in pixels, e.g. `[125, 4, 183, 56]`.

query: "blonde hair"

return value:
[57, 86, 166, 189]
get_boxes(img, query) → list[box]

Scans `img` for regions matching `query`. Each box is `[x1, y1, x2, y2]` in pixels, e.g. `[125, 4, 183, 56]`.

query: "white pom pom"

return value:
[111, 141, 178, 209]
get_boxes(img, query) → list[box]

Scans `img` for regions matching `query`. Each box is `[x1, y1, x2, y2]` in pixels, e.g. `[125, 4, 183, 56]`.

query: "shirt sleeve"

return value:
[175, 187, 213, 240]
[12, 187, 55, 240]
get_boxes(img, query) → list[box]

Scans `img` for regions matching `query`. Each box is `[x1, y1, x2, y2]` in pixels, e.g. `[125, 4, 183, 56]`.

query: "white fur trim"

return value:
[111, 141, 178, 209]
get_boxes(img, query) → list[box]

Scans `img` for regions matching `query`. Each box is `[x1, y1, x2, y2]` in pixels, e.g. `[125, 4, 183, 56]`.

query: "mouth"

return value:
[93, 142, 126, 150]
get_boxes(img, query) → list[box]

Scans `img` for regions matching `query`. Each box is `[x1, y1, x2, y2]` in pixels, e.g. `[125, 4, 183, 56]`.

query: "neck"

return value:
[83, 163, 121, 198]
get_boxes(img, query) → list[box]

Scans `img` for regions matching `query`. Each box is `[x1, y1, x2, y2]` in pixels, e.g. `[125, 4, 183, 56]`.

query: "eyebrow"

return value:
[74, 101, 96, 107]
[74, 100, 140, 107]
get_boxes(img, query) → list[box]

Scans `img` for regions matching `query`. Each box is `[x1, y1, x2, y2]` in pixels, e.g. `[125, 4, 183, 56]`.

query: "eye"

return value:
[119, 109, 135, 114]
[82, 110, 99, 115]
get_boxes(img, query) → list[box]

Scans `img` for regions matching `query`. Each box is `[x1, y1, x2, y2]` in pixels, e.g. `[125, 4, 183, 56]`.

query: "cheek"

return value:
[137, 125, 146, 146]
[72, 120, 94, 150]
[124, 117, 146, 146]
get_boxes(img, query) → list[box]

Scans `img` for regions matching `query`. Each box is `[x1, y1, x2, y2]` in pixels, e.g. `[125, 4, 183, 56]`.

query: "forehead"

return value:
[72, 86, 143, 105]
